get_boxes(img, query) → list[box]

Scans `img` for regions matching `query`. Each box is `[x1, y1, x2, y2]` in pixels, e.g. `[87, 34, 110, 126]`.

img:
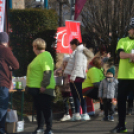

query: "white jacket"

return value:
[64, 45, 94, 81]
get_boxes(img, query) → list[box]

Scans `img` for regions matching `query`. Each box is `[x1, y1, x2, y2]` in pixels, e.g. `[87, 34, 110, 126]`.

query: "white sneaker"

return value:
[81, 114, 91, 121]
[70, 113, 81, 121]
[60, 115, 71, 121]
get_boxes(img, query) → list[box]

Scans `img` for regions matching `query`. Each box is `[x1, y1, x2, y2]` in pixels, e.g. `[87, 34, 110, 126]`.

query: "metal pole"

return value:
[70, 0, 75, 20]
[8, 0, 12, 9]
[44, 0, 48, 9]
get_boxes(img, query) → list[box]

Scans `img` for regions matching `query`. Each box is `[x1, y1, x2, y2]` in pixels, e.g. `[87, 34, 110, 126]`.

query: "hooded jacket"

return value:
[64, 44, 94, 81]
[98, 78, 118, 99]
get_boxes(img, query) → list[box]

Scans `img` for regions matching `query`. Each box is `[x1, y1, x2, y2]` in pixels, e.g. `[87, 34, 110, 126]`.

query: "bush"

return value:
[9, 9, 58, 76]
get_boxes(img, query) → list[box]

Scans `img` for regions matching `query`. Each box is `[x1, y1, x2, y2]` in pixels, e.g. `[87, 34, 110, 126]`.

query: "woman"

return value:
[26, 38, 56, 134]
[54, 55, 75, 121]
[64, 39, 94, 121]
[82, 57, 105, 100]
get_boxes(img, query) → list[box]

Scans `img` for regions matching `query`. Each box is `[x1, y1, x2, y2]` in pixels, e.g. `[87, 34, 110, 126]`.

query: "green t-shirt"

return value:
[26, 51, 56, 89]
[82, 67, 105, 89]
[116, 37, 134, 79]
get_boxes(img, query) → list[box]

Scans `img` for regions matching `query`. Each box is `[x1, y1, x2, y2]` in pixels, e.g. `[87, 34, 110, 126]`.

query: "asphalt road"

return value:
[17, 114, 134, 134]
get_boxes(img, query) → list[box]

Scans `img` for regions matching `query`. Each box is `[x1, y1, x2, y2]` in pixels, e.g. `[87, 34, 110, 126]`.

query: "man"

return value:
[111, 25, 134, 133]
[0, 32, 19, 134]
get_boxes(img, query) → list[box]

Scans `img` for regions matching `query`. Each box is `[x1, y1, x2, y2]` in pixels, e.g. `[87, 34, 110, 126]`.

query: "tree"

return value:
[81, 0, 134, 60]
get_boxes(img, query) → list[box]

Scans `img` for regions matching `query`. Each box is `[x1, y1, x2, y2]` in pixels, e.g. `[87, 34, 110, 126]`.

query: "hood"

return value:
[76, 44, 94, 59]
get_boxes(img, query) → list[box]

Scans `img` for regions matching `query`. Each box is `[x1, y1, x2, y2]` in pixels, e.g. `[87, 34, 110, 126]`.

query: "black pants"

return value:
[86, 88, 99, 100]
[103, 99, 114, 117]
[32, 88, 54, 131]
[70, 82, 87, 114]
[63, 97, 75, 115]
[127, 91, 134, 110]
[118, 80, 134, 127]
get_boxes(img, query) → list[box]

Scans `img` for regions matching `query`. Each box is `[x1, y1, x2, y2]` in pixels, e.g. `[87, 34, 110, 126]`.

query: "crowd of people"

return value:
[0, 24, 134, 134]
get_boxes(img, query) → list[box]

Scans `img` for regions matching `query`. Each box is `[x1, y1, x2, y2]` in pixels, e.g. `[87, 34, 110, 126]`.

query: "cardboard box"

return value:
[5, 122, 16, 133]
[5, 121, 24, 133]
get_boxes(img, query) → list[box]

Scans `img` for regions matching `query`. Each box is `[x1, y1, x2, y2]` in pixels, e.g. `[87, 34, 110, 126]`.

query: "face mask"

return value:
[106, 77, 114, 82]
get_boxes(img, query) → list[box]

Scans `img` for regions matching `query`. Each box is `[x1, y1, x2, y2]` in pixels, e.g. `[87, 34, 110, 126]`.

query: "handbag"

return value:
[6, 109, 18, 122]
[54, 76, 63, 86]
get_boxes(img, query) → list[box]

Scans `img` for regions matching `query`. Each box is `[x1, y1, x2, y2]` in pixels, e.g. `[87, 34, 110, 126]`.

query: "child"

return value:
[54, 55, 75, 121]
[98, 67, 118, 122]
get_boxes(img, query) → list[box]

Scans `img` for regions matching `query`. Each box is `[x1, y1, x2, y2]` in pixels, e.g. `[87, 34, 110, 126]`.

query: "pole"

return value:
[70, 0, 75, 20]
[8, 0, 12, 9]
[44, 0, 48, 9]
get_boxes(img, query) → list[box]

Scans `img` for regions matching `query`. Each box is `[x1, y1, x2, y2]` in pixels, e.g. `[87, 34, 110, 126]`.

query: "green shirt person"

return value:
[26, 38, 55, 134]
[111, 25, 134, 133]
[82, 57, 105, 99]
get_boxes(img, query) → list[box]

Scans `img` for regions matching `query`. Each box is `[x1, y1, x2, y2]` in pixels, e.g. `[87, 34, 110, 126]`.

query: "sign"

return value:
[55, 21, 82, 54]
[65, 20, 82, 44]
[0, 0, 6, 32]
[55, 27, 72, 54]
[16, 121, 24, 132]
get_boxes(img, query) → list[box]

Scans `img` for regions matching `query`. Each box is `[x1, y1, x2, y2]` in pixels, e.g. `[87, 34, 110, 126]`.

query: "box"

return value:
[5, 122, 16, 133]
[5, 121, 24, 133]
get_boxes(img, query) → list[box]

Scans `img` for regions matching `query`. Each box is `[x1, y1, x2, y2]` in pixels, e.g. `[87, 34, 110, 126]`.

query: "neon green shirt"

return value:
[82, 67, 105, 89]
[26, 51, 56, 89]
[116, 37, 134, 79]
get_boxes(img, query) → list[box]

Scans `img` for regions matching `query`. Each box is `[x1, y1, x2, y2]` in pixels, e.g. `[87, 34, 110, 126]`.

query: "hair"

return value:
[92, 57, 102, 69]
[70, 38, 80, 46]
[32, 38, 46, 50]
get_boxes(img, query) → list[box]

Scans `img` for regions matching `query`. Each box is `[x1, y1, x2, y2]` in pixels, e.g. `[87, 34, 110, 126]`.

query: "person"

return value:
[26, 38, 56, 134]
[82, 57, 105, 100]
[111, 25, 134, 133]
[54, 55, 75, 121]
[98, 67, 118, 122]
[64, 38, 94, 121]
[0, 32, 19, 134]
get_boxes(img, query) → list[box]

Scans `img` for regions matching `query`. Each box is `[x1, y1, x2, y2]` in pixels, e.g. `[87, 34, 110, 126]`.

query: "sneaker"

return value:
[110, 125, 127, 133]
[70, 114, 81, 121]
[32, 128, 44, 134]
[44, 130, 53, 134]
[81, 114, 90, 121]
[60, 115, 71, 121]
[108, 115, 114, 122]
[101, 116, 108, 121]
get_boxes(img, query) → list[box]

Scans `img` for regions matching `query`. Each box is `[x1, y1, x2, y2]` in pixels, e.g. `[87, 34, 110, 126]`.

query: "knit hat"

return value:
[107, 67, 115, 76]
[0, 32, 9, 43]
[127, 25, 134, 32]
[63, 54, 70, 62]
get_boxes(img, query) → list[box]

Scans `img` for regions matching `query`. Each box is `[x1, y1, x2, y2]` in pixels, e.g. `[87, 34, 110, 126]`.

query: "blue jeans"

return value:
[0, 87, 9, 133]
[70, 82, 87, 114]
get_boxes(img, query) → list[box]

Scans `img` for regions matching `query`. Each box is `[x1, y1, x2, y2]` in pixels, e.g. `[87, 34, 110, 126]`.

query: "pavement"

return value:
[15, 111, 134, 134]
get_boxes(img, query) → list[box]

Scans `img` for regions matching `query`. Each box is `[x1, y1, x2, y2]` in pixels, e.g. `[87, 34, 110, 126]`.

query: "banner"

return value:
[0, 0, 5, 32]
[65, 20, 82, 44]
[55, 27, 72, 54]
[74, 0, 87, 20]
[55, 21, 82, 54]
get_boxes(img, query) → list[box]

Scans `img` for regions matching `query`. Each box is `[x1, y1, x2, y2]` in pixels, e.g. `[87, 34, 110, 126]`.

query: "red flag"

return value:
[65, 20, 82, 44]
[56, 27, 72, 54]
[74, 0, 87, 20]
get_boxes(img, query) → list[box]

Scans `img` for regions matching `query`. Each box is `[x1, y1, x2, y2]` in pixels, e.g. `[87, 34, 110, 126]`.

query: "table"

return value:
[9, 89, 25, 121]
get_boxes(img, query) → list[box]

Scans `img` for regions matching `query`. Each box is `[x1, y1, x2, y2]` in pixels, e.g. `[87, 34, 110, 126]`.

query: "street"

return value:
[19, 114, 134, 134]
